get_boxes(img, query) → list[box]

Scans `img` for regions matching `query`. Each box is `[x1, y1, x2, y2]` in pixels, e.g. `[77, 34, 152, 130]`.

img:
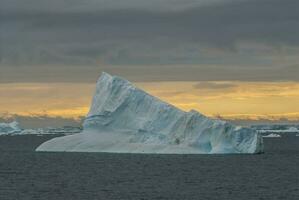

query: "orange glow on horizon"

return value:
[1, 81, 299, 121]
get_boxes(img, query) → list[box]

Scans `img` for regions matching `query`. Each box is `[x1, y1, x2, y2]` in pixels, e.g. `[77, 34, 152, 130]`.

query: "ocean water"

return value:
[0, 135, 298, 200]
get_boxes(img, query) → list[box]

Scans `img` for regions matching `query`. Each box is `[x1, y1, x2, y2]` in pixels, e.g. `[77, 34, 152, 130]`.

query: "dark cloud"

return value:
[0, 0, 232, 13]
[194, 82, 236, 90]
[0, 0, 298, 82]
[0, 63, 299, 83]
[154, 91, 186, 97]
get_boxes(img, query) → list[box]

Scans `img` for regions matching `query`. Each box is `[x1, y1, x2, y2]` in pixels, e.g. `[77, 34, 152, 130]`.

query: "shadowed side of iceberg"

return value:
[36, 72, 263, 154]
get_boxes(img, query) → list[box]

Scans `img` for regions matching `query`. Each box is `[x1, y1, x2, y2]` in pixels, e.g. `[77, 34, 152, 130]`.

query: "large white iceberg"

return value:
[0, 121, 22, 135]
[36, 72, 263, 154]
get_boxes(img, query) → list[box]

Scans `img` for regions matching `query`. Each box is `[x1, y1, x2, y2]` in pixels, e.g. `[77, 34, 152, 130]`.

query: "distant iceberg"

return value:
[0, 121, 22, 135]
[36, 72, 264, 154]
[287, 127, 298, 132]
[0, 121, 81, 136]
[20, 127, 81, 135]
[263, 133, 281, 138]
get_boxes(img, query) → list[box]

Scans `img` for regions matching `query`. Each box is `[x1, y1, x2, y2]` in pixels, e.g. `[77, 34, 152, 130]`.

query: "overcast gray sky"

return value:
[1, 0, 299, 82]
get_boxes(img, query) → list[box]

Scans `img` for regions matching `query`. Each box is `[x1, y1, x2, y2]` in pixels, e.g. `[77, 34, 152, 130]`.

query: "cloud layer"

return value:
[1, 0, 299, 82]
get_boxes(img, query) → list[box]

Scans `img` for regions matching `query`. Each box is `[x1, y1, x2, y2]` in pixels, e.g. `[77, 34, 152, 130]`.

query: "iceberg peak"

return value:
[36, 72, 264, 154]
[98, 72, 130, 86]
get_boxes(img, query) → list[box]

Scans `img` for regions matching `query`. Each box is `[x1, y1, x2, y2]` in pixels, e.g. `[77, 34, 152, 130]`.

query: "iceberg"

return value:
[20, 126, 82, 135]
[0, 121, 22, 135]
[36, 72, 263, 154]
[0, 122, 81, 136]
[263, 133, 281, 138]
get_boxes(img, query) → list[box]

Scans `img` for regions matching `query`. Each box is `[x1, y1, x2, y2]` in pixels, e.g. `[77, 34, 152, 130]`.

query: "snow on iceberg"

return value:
[36, 72, 264, 154]
[0, 121, 22, 135]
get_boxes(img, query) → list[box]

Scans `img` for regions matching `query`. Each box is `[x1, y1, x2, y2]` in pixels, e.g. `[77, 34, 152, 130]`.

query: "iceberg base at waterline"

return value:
[36, 129, 263, 154]
[36, 72, 264, 154]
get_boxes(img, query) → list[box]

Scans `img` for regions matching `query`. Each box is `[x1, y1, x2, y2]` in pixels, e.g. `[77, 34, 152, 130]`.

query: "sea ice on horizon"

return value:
[0, 121, 81, 136]
[0, 121, 22, 135]
[36, 72, 264, 154]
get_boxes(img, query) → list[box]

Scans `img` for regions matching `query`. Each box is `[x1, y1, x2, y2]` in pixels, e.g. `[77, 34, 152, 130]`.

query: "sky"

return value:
[1, 0, 299, 126]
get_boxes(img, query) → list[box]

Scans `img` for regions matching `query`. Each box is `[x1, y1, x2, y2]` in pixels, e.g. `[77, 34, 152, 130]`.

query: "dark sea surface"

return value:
[0, 135, 298, 200]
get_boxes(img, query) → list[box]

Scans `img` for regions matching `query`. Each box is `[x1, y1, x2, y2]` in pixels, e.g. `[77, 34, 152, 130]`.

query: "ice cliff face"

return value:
[0, 121, 22, 135]
[36, 72, 263, 154]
